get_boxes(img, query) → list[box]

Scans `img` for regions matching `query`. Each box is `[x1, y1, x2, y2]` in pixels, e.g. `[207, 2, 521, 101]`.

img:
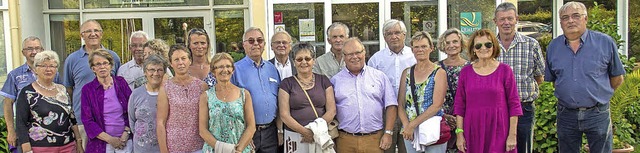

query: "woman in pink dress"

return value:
[453, 29, 522, 153]
[157, 45, 208, 153]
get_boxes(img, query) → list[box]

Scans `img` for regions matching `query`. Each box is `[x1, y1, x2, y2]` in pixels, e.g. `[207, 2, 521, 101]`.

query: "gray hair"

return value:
[291, 42, 316, 58]
[495, 2, 518, 16]
[34, 50, 60, 66]
[22, 36, 42, 49]
[327, 22, 350, 37]
[271, 31, 293, 43]
[143, 54, 168, 73]
[383, 19, 407, 36]
[130, 31, 149, 42]
[243, 27, 264, 40]
[410, 31, 434, 47]
[344, 37, 365, 53]
[560, 1, 587, 15]
[81, 19, 102, 30]
[437, 28, 467, 52]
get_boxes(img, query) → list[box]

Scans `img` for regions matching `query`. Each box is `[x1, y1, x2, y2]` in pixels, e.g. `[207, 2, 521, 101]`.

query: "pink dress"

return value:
[165, 78, 206, 152]
[453, 63, 523, 153]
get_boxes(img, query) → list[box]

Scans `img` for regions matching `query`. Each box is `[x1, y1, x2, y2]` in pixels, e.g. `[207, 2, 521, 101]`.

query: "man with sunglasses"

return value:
[367, 19, 416, 153]
[269, 31, 296, 80]
[313, 22, 349, 79]
[231, 27, 281, 153]
[492, 2, 545, 153]
[63, 20, 122, 149]
[545, 2, 624, 152]
[117, 31, 148, 90]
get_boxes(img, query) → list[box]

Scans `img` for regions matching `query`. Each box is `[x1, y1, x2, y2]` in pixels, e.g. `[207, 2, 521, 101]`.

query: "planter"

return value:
[584, 144, 635, 153]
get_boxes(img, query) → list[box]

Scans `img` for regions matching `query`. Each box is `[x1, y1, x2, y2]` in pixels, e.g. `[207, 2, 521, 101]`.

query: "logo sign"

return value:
[460, 12, 482, 35]
[423, 20, 436, 33]
[275, 24, 286, 32]
[274, 12, 283, 24]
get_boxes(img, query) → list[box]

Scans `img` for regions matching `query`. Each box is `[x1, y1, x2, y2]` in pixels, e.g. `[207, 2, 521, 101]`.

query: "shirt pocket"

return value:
[584, 53, 609, 77]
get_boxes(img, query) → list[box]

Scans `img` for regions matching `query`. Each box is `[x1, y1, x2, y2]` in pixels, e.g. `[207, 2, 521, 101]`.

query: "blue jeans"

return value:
[557, 103, 612, 153]
[517, 102, 534, 153]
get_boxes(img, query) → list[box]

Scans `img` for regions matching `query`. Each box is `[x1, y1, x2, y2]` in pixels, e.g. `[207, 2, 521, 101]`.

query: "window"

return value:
[0, 12, 6, 87]
[214, 10, 245, 53]
[49, 0, 80, 9]
[83, 0, 209, 9]
[391, 1, 439, 61]
[332, 3, 380, 59]
[274, 3, 324, 57]
[447, 0, 496, 35]
[49, 14, 80, 71]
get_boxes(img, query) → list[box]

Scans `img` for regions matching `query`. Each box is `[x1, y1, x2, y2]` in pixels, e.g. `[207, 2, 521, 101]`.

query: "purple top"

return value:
[330, 66, 397, 133]
[280, 73, 333, 128]
[81, 76, 131, 153]
[103, 86, 125, 137]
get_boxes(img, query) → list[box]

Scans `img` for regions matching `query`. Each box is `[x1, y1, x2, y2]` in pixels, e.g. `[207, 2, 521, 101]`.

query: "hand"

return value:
[456, 135, 466, 153]
[379, 133, 392, 150]
[76, 142, 85, 153]
[278, 132, 284, 145]
[7, 130, 16, 146]
[106, 136, 124, 150]
[444, 114, 457, 128]
[120, 132, 129, 142]
[401, 126, 415, 141]
[506, 134, 516, 151]
[301, 129, 314, 143]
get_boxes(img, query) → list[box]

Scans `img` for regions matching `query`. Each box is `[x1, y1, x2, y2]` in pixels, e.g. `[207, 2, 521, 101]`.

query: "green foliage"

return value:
[586, 2, 623, 48]
[610, 69, 640, 148]
[0, 117, 7, 152]
[228, 52, 245, 62]
[533, 82, 559, 152]
[519, 10, 552, 24]
[620, 54, 637, 74]
[536, 33, 552, 57]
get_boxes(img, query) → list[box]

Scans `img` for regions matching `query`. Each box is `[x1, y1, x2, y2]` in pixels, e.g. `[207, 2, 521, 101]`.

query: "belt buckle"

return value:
[578, 107, 587, 111]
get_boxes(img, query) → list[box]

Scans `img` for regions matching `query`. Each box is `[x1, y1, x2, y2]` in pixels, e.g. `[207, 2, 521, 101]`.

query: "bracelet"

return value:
[277, 129, 284, 134]
[455, 128, 464, 134]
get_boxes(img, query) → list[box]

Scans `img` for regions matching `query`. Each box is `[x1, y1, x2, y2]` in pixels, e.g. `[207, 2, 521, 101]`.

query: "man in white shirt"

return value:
[268, 31, 295, 80]
[117, 31, 149, 89]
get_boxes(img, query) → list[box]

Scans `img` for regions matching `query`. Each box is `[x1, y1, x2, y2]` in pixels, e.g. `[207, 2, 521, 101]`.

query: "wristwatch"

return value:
[455, 128, 464, 134]
[125, 128, 132, 135]
[384, 130, 393, 135]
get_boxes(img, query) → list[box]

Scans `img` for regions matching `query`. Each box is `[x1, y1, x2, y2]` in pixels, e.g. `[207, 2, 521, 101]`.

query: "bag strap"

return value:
[294, 76, 319, 118]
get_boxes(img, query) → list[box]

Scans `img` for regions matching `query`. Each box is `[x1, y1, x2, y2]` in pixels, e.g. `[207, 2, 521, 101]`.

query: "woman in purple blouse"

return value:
[81, 49, 133, 153]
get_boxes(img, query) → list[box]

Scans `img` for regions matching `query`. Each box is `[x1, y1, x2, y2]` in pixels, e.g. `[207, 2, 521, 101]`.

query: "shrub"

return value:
[533, 82, 558, 152]
[519, 10, 552, 24]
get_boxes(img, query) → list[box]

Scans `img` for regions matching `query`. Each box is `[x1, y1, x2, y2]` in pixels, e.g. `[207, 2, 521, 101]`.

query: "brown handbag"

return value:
[294, 76, 340, 139]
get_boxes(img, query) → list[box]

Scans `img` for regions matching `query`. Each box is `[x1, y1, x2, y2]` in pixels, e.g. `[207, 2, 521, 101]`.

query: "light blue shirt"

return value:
[1, 64, 60, 100]
[231, 56, 280, 124]
[63, 46, 121, 125]
[367, 46, 416, 96]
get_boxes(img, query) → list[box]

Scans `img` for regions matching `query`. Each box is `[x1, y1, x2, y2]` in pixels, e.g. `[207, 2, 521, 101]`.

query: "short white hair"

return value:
[559, 1, 587, 16]
[383, 19, 407, 36]
[34, 50, 60, 66]
[130, 31, 149, 42]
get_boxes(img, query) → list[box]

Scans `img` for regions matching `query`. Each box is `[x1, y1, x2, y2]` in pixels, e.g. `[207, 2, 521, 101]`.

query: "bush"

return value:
[0, 117, 7, 152]
[533, 82, 558, 152]
[519, 10, 552, 24]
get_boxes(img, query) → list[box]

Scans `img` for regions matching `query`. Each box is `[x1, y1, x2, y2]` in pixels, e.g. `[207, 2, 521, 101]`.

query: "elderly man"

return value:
[231, 27, 280, 153]
[1, 36, 60, 152]
[269, 31, 296, 80]
[63, 20, 122, 149]
[545, 1, 624, 152]
[367, 19, 415, 153]
[313, 22, 349, 79]
[331, 37, 397, 153]
[117, 31, 149, 89]
[493, 2, 545, 153]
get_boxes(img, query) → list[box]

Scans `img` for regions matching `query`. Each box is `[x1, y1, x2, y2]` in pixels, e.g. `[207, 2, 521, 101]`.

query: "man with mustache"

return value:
[117, 31, 149, 90]
[313, 22, 349, 79]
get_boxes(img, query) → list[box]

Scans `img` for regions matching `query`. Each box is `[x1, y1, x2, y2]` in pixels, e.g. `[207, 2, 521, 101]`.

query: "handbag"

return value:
[409, 66, 451, 145]
[294, 76, 340, 139]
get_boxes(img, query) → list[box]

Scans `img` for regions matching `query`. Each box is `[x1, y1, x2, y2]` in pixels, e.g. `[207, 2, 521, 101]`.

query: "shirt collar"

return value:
[563, 30, 589, 45]
[20, 63, 32, 73]
[386, 46, 410, 56]
[242, 56, 265, 67]
[126, 60, 143, 68]
[347, 66, 367, 77]
[80, 45, 107, 57]
[275, 58, 291, 67]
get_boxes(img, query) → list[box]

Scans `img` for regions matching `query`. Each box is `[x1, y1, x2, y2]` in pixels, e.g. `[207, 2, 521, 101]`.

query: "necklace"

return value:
[299, 75, 315, 87]
[36, 80, 55, 91]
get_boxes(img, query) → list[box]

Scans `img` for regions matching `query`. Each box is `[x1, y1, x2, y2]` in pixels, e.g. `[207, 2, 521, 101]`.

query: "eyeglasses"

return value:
[271, 41, 290, 45]
[244, 38, 265, 44]
[385, 31, 405, 37]
[497, 17, 515, 22]
[37, 65, 58, 69]
[474, 42, 493, 50]
[93, 62, 111, 67]
[82, 29, 103, 34]
[295, 57, 313, 62]
[560, 13, 586, 21]
[146, 68, 165, 74]
[344, 50, 364, 57]
[23, 47, 43, 52]
[213, 65, 233, 70]
[129, 44, 144, 48]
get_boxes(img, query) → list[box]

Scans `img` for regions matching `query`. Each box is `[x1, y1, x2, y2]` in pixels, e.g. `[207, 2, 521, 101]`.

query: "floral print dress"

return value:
[202, 87, 252, 153]
[438, 61, 470, 115]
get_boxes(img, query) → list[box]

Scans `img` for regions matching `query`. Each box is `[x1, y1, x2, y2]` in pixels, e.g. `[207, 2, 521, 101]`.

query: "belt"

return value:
[566, 104, 600, 111]
[256, 121, 274, 131]
[338, 129, 379, 136]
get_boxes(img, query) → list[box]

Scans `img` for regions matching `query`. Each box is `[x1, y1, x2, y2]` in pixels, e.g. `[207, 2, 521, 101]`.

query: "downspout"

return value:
[9, 0, 22, 68]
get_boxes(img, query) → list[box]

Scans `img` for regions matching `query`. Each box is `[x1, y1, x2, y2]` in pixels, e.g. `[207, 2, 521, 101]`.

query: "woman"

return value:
[187, 28, 216, 87]
[128, 54, 168, 152]
[454, 29, 522, 153]
[134, 39, 172, 89]
[81, 49, 133, 153]
[436, 28, 469, 152]
[16, 50, 83, 153]
[199, 53, 256, 153]
[157, 45, 207, 153]
[278, 42, 336, 152]
[397, 31, 448, 152]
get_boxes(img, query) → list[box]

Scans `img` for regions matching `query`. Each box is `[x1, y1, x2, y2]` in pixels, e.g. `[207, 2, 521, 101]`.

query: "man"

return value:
[331, 37, 397, 153]
[367, 19, 415, 153]
[269, 31, 296, 80]
[313, 22, 348, 79]
[63, 20, 121, 149]
[117, 31, 148, 90]
[493, 2, 545, 153]
[545, 2, 624, 152]
[1, 36, 59, 152]
[231, 27, 280, 153]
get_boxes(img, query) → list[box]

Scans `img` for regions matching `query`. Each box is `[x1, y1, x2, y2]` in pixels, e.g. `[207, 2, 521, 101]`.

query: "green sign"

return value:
[460, 12, 482, 35]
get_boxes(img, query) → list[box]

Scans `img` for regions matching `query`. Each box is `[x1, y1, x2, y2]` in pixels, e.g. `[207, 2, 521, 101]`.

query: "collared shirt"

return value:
[544, 30, 625, 108]
[1, 63, 61, 100]
[274, 58, 293, 80]
[63, 46, 121, 125]
[313, 51, 345, 79]
[497, 33, 545, 102]
[368, 46, 416, 96]
[117, 60, 144, 90]
[231, 56, 280, 124]
[331, 66, 398, 133]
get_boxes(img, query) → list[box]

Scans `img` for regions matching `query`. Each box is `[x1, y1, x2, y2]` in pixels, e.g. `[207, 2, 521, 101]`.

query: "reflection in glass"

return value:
[214, 0, 243, 5]
[214, 10, 244, 53]
[332, 3, 380, 59]
[50, 14, 80, 73]
[447, 0, 496, 35]
[391, 2, 439, 62]
[274, 3, 324, 56]
[49, 0, 80, 9]
[84, 0, 208, 9]
[95, 19, 143, 64]
[154, 17, 204, 47]
[0, 12, 6, 86]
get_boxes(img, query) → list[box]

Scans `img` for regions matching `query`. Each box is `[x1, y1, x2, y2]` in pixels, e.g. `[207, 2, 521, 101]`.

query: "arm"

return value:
[127, 93, 137, 140]
[532, 40, 545, 86]
[277, 89, 314, 143]
[72, 125, 84, 152]
[610, 75, 624, 90]
[506, 116, 518, 151]
[535, 76, 543, 85]
[237, 90, 256, 151]
[15, 91, 32, 152]
[396, 69, 410, 129]
[156, 86, 170, 153]
[198, 91, 218, 147]
[66, 87, 74, 103]
[3, 98, 16, 147]
[321, 86, 336, 123]
[455, 115, 466, 153]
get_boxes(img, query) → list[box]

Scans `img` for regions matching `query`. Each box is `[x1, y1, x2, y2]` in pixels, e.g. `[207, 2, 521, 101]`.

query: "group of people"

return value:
[0, 1, 624, 153]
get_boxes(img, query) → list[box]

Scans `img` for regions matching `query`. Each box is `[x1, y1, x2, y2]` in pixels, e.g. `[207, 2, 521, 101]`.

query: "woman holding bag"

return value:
[397, 31, 449, 152]
[278, 42, 336, 152]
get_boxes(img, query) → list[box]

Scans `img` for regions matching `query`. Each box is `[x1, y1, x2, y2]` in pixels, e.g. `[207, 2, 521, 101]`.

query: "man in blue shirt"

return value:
[63, 20, 121, 149]
[231, 27, 280, 153]
[1, 36, 60, 152]
[545, 2, 625, 152]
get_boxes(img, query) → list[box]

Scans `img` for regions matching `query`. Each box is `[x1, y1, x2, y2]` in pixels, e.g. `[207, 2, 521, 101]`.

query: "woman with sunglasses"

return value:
[187, 28, 216, 88]
[453, 29, 522, 153]
[278, 42, 336, 152]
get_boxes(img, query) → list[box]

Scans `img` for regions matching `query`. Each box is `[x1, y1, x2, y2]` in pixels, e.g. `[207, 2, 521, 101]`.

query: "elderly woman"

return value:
[397, 31, 448, 152]
[187, 28, 216, 87]
[15, 50, 83, 153]
[199, 53, 256, 152]
[157, 45, 207, 153]
[278, 42, 336, 152]
[128, 54, 168, 152]
[134, 39, 172, 89]
[81, 49, 133, 153]
[454, 29, 522, 153]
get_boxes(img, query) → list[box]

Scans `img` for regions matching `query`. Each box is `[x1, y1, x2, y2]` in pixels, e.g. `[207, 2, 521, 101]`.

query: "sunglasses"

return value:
[245, 38, 265, 44]
[295, 57, 313, 62]
[474, 42, 493, 50]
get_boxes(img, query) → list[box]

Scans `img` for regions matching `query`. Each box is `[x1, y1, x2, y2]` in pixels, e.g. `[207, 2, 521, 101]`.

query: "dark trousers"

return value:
[253, 123, 278, 153]
[517, 102, 534, 153]
[557, 103, 612, 153]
